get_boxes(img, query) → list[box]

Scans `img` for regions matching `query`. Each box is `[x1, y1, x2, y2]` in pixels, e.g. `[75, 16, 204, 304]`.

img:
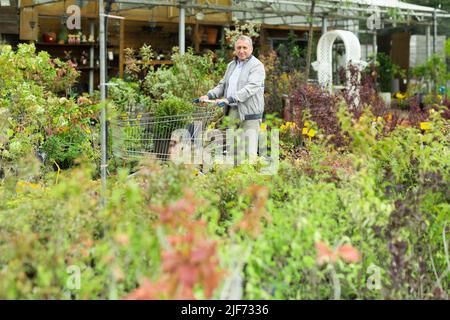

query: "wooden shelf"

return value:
[200, 42, 221, 46]
[133, 60, 174, 65]
[76, 66, 115, 70]
[35, 42, 118, 48]
[36, 42, 95, 47]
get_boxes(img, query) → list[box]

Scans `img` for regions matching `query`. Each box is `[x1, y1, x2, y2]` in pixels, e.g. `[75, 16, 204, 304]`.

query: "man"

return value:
[199, 35, 265, 163]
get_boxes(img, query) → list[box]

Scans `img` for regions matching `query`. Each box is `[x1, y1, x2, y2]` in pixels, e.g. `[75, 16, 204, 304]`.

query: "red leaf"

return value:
[315, 241, 337, 265]
[337, 244, 361, 263]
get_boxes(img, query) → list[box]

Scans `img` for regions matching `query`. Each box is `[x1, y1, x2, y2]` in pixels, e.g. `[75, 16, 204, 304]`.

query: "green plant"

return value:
[375, 53, 405, 93]
[412, 54, 449, 96]
[143, 47, 226, 102]
[107, 78, 152, 114]
[259, 50, 305, 115]
[224, 18, 261, 49]
[0, 44, 98, 175]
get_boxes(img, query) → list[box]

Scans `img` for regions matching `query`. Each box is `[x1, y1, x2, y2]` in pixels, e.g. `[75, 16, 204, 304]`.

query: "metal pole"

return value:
[321, 15, 328, 34]
[426, 24, 431, 60]
[99, 0, 107, 208]
[433, 9, 437, 54]
[89, 19, 95, 95]
[179, 3, 185, 54]
[373, 30, 377, 61]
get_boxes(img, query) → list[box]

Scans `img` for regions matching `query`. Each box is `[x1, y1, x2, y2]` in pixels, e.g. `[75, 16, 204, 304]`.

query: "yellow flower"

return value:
[420, 122, 431, 131]
[307, 128, 316, 138]
[260, 123, 267, 132]
[437, 95, 443, 101]
[302, 127, 315, 137]
[16, 181, 41, 193]
[394, 92, 406, 100]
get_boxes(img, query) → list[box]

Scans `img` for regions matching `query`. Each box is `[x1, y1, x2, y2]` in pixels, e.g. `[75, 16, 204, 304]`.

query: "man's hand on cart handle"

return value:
[215, 98, 229, 107]
[194, 97, 229, 107]
[193, 96, 211, 104]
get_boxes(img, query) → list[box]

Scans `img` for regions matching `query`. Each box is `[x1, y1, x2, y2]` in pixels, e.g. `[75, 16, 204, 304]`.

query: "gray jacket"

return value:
[207, 55, 265, 121]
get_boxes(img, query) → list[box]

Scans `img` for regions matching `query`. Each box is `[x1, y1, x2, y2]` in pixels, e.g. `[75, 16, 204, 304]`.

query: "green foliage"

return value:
[412, 54, 449, 95]
[143, 47, 226, 102]
[223, 18, 261, 49]
[275, 30, 305, 72]
[0, 44, 98, 174]
[0, 42, 448, 301]
[154, 96, 195, 118]
[40, 127, 95, 169]
[259, 51, 305, 115]
[107, 78, 152, 114]
[124, 44, 226, 104]
[375, 53, 406, 92]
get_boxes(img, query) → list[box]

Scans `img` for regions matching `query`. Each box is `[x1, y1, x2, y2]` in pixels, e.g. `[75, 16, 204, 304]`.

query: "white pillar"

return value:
[433, 9, 437, 54]
[426, 24, 431, 59]
[99, 0, 107, 208]
[179, 4, 185, 54]
[321, 15, 328, 34]
[373, 30, 377, 60]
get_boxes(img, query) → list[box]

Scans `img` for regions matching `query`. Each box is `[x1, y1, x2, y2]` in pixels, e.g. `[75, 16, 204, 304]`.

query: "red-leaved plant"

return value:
[315, 241, 361, 265]
[124, 190, 223, 300]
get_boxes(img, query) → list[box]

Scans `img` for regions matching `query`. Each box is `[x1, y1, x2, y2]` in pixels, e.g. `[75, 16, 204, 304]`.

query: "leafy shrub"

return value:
[412, 54, 449, 96]
[375, 52, 405, 93]
[144, 48, 226, 102]
[259, 51, 305, 116]
[0, 44, 98, 174]
[124, 45, 226, 103]
[107, 78, 152, 114]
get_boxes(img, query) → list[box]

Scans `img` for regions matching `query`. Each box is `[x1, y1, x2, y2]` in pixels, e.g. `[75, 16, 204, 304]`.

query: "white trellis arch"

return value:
[312, 30, 367, 93]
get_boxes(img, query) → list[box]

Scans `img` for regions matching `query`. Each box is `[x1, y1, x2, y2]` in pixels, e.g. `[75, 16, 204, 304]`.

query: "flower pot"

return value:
[58, 26, 68, 44]
[43, 32, 57, 43]
[380, 92, 391, 107]
[206, 28, 218, 44]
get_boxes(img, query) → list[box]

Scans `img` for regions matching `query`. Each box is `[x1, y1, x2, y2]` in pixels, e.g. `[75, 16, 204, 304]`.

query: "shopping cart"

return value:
[111, 100, 223, 161]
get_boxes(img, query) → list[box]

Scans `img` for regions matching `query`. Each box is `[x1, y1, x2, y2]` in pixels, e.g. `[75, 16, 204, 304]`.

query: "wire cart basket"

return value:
[111, 106, 222, 161]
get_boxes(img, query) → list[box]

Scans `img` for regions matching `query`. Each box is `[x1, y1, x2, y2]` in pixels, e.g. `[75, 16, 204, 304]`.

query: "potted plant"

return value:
[152, 96, 195, 160]
[376, 53, 405, 107]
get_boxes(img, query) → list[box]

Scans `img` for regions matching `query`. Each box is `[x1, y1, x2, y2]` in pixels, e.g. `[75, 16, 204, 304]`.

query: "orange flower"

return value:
[315, 241, 361, 265]
[315, 241, 338, 265]
[337, 244, 361, 263]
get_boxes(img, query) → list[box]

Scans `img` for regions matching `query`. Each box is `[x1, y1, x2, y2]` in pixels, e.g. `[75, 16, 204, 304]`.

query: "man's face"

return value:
[235, 39, 253, 61]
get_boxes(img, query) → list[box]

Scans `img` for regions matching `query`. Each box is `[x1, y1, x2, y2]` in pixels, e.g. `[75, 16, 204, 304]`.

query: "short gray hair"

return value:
[235, 35, 253, 48]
